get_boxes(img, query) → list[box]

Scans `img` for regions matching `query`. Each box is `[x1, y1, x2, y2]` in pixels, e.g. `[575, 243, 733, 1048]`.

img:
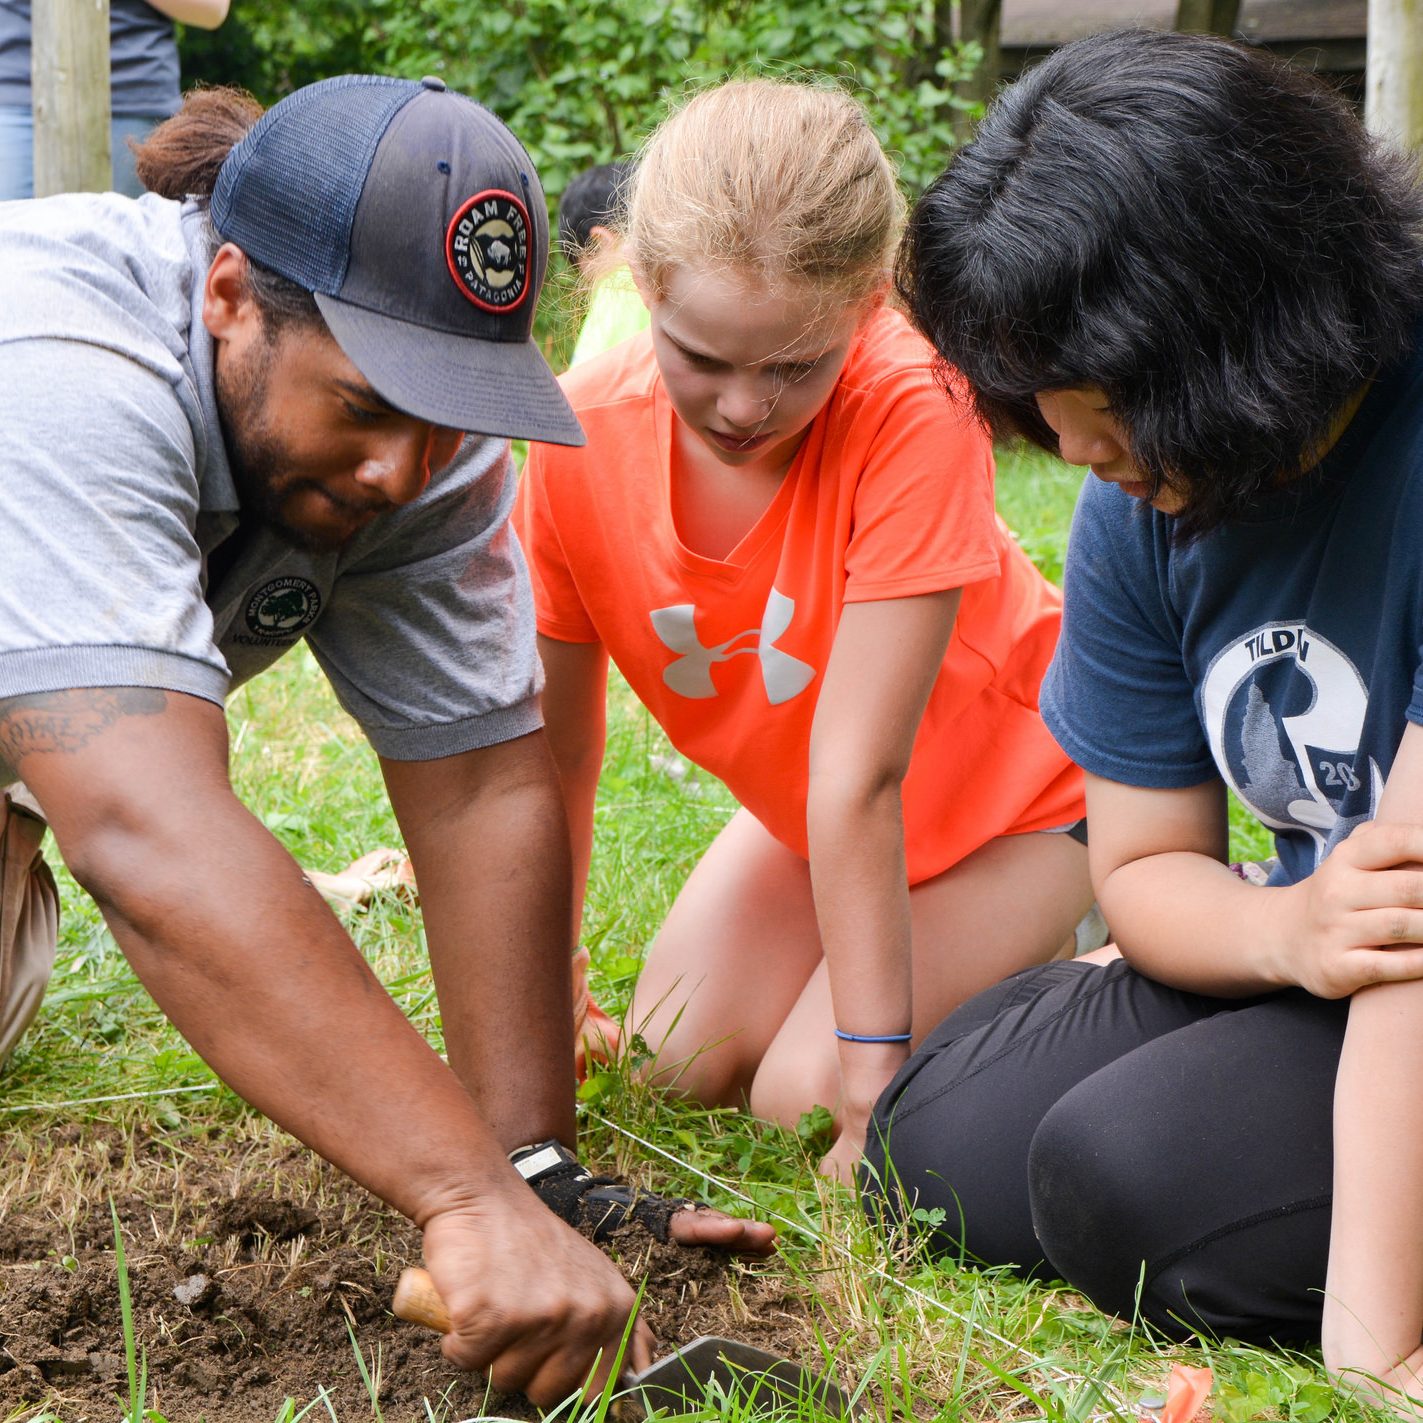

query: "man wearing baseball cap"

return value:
[0, 74, 773, 1405]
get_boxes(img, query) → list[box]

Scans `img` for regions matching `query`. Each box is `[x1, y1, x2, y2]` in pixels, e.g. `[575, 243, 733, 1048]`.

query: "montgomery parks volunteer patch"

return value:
[244, 577, 322, 640]
[445, 189, 531, 313]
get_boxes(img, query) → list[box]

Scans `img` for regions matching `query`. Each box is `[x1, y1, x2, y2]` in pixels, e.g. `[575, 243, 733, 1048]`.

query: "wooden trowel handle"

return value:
[393, 1266, 451, 1333]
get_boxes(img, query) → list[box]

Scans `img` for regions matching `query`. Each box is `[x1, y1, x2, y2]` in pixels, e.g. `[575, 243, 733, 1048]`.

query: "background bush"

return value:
[179, 0, 979, 204]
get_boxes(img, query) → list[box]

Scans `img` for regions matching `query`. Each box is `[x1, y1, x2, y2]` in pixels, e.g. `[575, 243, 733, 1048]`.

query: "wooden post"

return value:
[32, 0, 111, 197]
[1367, 0, 1423, 152]
[954, 0, 1003, 138]
[914, 0, 1003, 141]
[1174, 0, 1241, 34]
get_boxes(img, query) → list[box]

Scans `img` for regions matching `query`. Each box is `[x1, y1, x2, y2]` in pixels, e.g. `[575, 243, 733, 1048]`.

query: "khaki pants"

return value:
[0, 784, 57, 1066]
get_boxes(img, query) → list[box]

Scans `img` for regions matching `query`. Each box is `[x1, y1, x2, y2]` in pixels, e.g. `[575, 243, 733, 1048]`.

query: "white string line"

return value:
[0, 1081, 219, 1114]
[588, 1109, 1139, 1418]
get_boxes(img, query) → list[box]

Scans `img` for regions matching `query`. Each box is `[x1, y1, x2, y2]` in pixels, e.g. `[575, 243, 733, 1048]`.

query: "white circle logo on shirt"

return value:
[245, 577, 322, 640]
[1200, 621, 1381, 863]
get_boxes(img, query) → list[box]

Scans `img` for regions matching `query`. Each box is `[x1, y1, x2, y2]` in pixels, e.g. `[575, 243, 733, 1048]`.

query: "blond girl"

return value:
[517, 80, 1091, 1176]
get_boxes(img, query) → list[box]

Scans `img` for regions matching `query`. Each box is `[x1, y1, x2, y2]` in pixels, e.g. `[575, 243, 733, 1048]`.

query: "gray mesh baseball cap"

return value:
[211, 74, 583, 446]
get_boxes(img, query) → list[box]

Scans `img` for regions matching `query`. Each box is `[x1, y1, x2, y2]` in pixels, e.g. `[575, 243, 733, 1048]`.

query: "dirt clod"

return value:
[172, 1271, 214, 1306]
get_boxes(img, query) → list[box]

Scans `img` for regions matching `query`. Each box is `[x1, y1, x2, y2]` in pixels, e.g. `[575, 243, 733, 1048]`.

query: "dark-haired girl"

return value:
[868, 27, 1423, 1407]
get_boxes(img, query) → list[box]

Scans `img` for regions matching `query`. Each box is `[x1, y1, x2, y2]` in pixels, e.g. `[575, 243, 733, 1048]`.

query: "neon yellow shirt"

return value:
[569, 268, 650, 367]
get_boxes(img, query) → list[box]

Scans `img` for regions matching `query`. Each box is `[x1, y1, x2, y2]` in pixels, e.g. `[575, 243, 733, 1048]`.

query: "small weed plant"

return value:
[110, 1198, 152, 1423]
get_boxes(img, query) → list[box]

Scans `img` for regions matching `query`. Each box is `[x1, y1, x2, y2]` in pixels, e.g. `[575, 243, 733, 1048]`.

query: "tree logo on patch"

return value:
[244, 577, 322, 640]
[445, 189, 532, 313]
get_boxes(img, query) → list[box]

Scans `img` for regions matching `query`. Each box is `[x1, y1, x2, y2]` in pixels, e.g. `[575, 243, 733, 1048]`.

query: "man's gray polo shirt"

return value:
[0, 192, 543, 759]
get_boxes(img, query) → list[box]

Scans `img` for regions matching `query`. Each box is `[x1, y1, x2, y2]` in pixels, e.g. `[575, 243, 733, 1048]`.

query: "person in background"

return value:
[517, 79, 1091, 1182]
[557, 158, 649, 367]
[867, 27, 1423, 1414]
[0, 0, 229, 200]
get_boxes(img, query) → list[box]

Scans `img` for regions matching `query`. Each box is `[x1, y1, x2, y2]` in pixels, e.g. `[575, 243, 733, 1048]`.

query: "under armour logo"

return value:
[649, 588, 816, 705]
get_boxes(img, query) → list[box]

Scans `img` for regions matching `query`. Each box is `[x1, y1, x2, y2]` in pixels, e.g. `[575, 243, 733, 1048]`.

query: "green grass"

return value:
[0, 443, 1383, 1422]
[110, 1198, 150, 1423]
[994, 441, 1084, 590]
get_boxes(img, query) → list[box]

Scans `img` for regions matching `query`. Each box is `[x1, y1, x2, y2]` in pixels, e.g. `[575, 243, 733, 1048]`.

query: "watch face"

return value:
[510, 1140, 580, 1182]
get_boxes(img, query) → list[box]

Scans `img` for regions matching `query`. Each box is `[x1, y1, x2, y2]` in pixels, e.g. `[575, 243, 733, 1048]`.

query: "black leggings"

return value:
[861, 959, 1348, 1345]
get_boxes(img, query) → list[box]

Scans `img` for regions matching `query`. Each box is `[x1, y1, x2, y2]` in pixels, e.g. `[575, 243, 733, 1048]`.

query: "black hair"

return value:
[556, 160, 633, 268]
[898, 28, 1423, 538]
[135, 86, 321, 335]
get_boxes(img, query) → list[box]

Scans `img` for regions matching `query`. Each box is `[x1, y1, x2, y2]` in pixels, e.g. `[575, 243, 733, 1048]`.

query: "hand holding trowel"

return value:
[394, 1266, 861, 1419]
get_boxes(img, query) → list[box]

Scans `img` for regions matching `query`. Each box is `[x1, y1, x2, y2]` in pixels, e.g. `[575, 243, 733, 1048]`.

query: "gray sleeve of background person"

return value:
[0, 339, 229, 705]
[303, 438, 544, 761]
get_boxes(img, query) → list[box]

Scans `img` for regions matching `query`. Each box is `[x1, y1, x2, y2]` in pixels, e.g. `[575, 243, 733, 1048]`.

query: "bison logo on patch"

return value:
[445, 189, 532, 314]
[244, 577, 322, 640]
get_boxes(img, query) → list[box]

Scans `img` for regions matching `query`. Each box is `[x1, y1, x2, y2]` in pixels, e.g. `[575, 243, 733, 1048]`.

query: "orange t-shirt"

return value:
[516, 308, 1084, 884]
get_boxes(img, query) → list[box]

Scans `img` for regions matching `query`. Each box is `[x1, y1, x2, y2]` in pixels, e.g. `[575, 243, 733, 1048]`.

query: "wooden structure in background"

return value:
[1366, 0, 1423, 149]
[31, 0, 110, 197]
[1175, 0, 1241, 32]
[954, 0, 1003, 138]
[1000, 0, 1367, 88]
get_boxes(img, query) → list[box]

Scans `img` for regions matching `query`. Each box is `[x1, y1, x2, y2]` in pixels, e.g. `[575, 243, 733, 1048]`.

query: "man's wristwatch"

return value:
[509, 1139, 591, 1186]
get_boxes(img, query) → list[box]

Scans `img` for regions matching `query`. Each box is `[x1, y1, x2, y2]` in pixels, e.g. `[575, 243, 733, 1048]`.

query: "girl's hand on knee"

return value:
[1278, 821, 1423, 998]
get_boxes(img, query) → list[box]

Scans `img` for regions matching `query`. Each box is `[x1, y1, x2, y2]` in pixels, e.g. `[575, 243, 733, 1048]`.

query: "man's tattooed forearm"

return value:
[0, 687, 167, 771]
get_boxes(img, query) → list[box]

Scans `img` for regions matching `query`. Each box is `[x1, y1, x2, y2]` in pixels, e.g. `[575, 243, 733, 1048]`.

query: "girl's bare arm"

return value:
[1325, 722, 1423, 1401]
[807, 588, 958, 1174]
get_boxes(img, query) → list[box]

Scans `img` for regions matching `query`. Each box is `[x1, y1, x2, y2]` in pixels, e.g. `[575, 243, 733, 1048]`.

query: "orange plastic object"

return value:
[1160, 1364, 1213, 1423]
[572, 946, 622, 1082]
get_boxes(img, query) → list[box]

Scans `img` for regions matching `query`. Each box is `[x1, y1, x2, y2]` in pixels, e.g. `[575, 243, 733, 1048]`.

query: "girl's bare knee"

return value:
[748, 1052, 838, 1131]
[630, 1023, 756, 1109]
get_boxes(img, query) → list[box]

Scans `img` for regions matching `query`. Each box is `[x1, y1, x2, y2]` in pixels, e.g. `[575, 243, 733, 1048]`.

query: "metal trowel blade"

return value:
[622, 1335, 860, 1418]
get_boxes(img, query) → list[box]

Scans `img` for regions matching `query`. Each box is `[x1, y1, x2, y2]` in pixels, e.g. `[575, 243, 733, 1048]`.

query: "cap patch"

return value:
[446, 190, 532, 313]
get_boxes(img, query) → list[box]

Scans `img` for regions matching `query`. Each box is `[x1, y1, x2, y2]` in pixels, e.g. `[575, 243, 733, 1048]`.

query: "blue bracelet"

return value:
[834, 1029, 912, 1044]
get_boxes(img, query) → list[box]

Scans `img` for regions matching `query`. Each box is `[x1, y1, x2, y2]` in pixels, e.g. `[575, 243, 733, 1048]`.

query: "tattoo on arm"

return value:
[0, 688, 168, 781]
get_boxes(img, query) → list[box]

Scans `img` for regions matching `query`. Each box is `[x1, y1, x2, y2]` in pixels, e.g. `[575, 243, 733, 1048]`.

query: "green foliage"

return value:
[344, 1322, 386, 1423]
[178, 1, 375, 102]
[1215, 1361, 1341, 1422]
[180, 0, 977, 203]
[795, 1102, 836, 1154]
[993, 441, 1085, 589]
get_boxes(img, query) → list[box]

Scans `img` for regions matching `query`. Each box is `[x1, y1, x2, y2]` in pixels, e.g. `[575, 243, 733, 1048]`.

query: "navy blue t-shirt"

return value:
[1042, 332, 1423, 887]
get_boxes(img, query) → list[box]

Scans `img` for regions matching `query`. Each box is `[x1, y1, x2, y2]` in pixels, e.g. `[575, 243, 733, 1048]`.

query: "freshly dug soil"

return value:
[0, 1121, 825, 1422]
